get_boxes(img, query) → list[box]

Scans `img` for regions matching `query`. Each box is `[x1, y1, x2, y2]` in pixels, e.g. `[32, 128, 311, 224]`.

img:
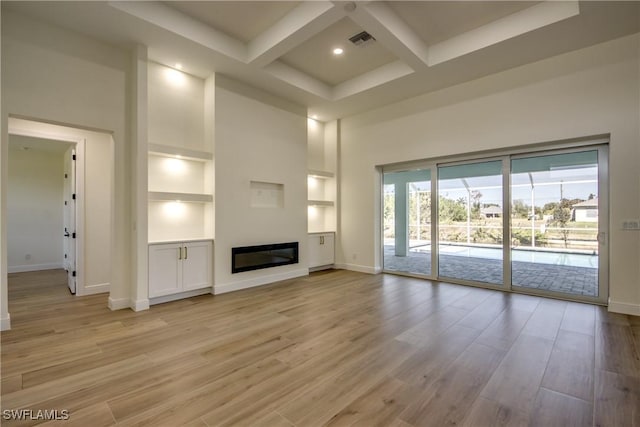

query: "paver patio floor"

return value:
[383, 246, 598, 297]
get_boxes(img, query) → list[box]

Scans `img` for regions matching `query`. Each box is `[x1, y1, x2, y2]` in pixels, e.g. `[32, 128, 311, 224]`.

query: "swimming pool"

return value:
[416, 245, 598, 269]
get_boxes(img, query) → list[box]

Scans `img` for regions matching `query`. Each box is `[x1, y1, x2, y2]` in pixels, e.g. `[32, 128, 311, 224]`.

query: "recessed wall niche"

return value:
[250, 181, 284, 208]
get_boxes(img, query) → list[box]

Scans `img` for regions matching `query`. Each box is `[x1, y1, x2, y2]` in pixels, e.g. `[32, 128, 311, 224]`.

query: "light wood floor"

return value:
[1, 269, 639, 426]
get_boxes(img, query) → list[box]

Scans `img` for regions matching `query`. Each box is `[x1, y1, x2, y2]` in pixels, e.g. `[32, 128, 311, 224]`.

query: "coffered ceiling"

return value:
[3, 1, 639, 120]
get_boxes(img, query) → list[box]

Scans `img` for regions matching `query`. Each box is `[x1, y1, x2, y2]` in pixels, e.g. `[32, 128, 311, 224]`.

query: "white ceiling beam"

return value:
[264, 61, 333, 100]
[248, 1, 345, 68]
[332, 60, 414, 100]
[427, 1, 580, 66]
[109, 1, 246, 62]
[348, 1, 429, 71]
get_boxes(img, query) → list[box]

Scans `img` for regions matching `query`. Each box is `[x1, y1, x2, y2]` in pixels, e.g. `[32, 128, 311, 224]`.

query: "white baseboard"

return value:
[79, 282, 110, 296]
[608, 299, 640, 316]
[1, 313, 11, 331]
[150, 288, 212, 305]
[108, 297, 130, 311]
[334, 263, 380, 274]
[309, 264, 334, 273]
[8, 263, 64, 273]
[132, 299, 150, 311]
[214, 268, 309, 295]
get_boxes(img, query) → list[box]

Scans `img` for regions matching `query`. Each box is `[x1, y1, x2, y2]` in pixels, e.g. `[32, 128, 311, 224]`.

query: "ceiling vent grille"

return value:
[349, 31, 375, 46]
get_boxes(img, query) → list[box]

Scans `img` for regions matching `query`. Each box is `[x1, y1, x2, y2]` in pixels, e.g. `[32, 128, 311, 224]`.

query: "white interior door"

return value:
[63, 147, 77, 294]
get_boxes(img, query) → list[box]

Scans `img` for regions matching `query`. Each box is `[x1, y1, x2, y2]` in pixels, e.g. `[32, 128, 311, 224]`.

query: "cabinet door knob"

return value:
[178, 247, 182, 260]
[184, 246, 188, 259]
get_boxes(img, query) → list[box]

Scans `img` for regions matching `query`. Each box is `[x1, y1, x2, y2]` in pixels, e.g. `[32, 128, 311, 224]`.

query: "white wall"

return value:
[7, 144, 65, 272]
[214, 76, 308, 293]
[1, 10, 129, 321]
[339, 34, 640, 314]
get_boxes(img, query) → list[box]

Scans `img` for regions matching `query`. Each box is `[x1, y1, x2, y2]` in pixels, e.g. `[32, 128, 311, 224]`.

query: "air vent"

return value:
[349, 31, 375, 46]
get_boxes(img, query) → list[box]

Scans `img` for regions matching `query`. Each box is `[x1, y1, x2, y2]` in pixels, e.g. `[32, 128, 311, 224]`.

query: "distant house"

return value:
[573, 198, 598, 222]
[481, 206, 502, 218]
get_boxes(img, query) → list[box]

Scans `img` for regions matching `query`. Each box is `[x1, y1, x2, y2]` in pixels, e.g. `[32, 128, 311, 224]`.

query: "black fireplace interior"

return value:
[232, 242, 299, 274]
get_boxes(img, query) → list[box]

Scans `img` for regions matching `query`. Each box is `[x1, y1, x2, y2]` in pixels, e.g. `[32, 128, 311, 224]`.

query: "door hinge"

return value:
[72, 154, 76, 161]
[72, 232, 76, 239]
[72, 194, 76, 200]
[72, 271, 76, 277]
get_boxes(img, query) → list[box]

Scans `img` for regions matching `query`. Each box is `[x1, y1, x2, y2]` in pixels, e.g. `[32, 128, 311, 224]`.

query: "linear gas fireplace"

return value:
[232, 242, 299, 274]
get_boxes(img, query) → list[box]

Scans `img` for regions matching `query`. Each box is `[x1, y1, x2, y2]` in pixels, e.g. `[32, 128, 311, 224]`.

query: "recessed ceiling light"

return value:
[333, 48, 344, 56]
[175, 63, 183, 70]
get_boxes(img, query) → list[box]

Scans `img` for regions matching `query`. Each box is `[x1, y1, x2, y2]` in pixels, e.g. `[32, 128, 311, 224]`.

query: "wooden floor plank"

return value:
[400, 343, 505, 426]
[251, 411, 295, 427]
[392, 324, 481, 387]
[594, 369, 640, 427]
[520, 299, 567, 341]
[462, 396, 529, 427]
[276, 341, 414, 426]
[561, 302, 596, 336]
[530, 388, 593, 427]
[323, 377, 412, 427]
[595, 318, 640, 378]
[541, 329, 595, 401]
[479, 334, 554, 414]
[38, 402, 115, 427]
[474, 307, 533, 352]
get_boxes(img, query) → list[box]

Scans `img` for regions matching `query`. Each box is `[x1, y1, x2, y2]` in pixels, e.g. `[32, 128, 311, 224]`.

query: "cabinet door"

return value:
[317, 233, 335, 266]
[308, 234, 322, 268]
[182, 240, 213, 291]
[309, 233, 334, 268]
[149, 243, 182, 297]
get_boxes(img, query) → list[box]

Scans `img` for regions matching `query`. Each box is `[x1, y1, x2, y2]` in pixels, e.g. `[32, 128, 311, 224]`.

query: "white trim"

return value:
[82, 282, 110, 296]
[334, 263, 380, 274]
[608, 299, 640, 316]
[0, 313, 10, 331]
[7, 121, 87, 298]
[309, 264, 334, 273]
[108, 297, 130, 311]
[132, 298, 150, 311]
[8, 263, 64, 273]
[214, 268, 308, 295]
[150, 288, 211, 305]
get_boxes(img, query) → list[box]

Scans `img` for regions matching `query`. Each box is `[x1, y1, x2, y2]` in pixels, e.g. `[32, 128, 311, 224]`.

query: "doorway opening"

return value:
[381, 140, 608, 305]
[8, 134, 79, 294]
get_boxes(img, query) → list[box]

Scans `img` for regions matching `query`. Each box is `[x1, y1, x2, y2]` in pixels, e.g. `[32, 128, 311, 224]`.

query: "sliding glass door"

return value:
[381, 143, 608, 303]
[510, 148, 607, 299]
[383, 168, 432, 277]
[437, 160, 504, 286]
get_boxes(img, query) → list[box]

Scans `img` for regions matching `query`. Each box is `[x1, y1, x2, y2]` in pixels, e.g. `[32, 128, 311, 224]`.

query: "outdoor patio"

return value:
[383, 245, 598, 297]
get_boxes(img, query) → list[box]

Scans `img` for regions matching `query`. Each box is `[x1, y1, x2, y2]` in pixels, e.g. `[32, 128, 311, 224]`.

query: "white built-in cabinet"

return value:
[307, 119, 337, 234]
[308, 232, 335, 269]
[148, 240, 212, 298]
[308, 119, 338, 269]
[147, 61, 215, 302]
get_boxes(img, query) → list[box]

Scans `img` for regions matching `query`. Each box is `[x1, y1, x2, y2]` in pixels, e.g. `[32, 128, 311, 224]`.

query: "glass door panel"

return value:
[383, 169, 432, 276]
[510, 150, 600, 297]
[438, 160, 504, 285]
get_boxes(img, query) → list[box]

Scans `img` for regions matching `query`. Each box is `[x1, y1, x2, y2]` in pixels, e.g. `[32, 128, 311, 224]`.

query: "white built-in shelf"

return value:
[308, 169, 335, 179]
[148, 143, 213, 162]
[148, 192, 213, 203]
[308, 200, 334, 207]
